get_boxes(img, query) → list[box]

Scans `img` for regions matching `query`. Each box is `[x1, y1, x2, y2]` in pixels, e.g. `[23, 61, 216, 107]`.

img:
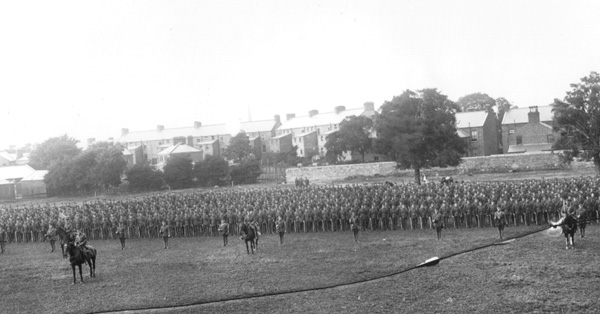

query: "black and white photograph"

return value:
[1, 0, 600, 313]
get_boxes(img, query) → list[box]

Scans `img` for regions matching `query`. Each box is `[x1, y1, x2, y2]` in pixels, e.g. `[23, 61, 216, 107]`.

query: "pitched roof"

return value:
[118, 123, 230, 143]
[279, 107, 370, 130]
[272, 133, 292, 140]
[455, 111, 489, 129]
[20, 170, 48, 181]
[0, 165, 36, 181]
[0, 151, 16, 162]
[240, 119, 277, 133]
[158, 143, 201, 156]
[456, 129, 469, 138]
[295, 130, 317, 138]
[501, 105, 554, 125]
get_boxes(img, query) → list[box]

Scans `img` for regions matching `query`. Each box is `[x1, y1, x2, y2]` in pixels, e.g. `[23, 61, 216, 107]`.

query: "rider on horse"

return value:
[74, 229, 91, 256]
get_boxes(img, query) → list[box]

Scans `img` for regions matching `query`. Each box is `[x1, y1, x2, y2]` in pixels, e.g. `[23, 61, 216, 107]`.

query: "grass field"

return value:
[2, 223, 599, 314]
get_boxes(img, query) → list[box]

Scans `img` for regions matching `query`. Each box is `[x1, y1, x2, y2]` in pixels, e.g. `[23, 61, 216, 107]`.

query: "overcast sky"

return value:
[1, 0, 599, 150]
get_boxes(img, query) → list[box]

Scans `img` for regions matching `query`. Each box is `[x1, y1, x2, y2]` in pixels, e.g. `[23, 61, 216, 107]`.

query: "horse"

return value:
[555, 214, 578, 250]
[55, 226, 76, 259]
[240, 222, 257, 254]
[65, 241, 97, 284]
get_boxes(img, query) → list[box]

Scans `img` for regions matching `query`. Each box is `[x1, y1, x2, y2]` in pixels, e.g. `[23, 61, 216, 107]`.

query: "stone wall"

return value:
[286, 162, 397, 184]
[285, 152, 594, 184]
[457, 152, 565, 174]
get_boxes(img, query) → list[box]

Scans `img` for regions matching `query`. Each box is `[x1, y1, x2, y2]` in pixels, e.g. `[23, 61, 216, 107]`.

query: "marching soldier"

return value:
[159, 221, 171, 249]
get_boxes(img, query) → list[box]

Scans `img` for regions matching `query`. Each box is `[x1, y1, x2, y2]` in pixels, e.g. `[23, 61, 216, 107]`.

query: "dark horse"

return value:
[65, 241, 97, 284]
[240, 222, 257, 254]
[554, 214, 578, 250]
[55, 226, 76, 259]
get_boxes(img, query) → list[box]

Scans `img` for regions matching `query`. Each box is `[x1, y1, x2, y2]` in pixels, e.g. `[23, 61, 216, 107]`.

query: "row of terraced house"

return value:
[115, 103, 559, 167]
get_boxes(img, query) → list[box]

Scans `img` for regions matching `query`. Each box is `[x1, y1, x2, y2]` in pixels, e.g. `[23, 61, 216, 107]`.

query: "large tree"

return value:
[324, 115, 373, 163]
[29, 135, 81, 170]
[124, 163, 165, 192]
[374, 89, 467, 184]
[194, 155, 230, 187]
[457, 93, 496, 112]
[86, 142, 128, 190]
[224, 131, 254, 162]
[163, 155, 195, 189]
[552, 71, 600, 174]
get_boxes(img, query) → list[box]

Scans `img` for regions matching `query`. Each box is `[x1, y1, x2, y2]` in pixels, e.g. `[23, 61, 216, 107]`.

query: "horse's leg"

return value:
[72, 264, 77, 284]
[245, 241, 250, 254]
[79, 263, 85, 283]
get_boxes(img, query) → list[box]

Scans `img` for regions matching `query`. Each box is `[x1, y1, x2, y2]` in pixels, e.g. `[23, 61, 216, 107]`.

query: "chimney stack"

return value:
[157, 125, 164, 132]
[286, 113, 296, 121]
[194, 121, 202, 128]
[363, 102, 375, 111]
[334, 106, 346, 114]
[274, 114, 281, 124]
[527, 106, 540, 124]
[121, 128, 129, 136]
[309, 109, 319, 117]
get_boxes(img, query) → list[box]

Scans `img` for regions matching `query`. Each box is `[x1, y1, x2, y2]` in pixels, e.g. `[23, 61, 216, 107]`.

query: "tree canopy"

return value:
[124, 163, 165, 192]
[224, 131, 254, 162]
[29, 135, 81, 170]
[194, 155, 230, 187]
[163, 155, 195, 189]
[374, 88, 467, 184]
[552, 71, 600, 173]
[457, 93, 496, 112]
[324, 115, 373, 163]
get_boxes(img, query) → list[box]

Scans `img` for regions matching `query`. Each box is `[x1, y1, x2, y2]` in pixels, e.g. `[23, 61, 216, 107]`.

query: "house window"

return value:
[159, 141, 163, 145]
[547, 134, 555, 143]
[299, 137, 302, 142]
[374, 156, 380, 162]
[470, 130, 478, 141]
[212, 136, 215, 140]
[197, 139, 201, 142]
[262, 145, 266, 152]
[321, 136, 324, 141]
[300, 149, 303, 155]
[516, 135, 523, 145]
[220, 137, 223, 141]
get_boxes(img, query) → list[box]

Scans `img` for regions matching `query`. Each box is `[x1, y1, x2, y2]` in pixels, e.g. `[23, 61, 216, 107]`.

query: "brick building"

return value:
[455, 110, 499, 157]
[117, 122, 230, 164]
[275, 103, 377, 158]
[501, 105, 557, 153]
[240, 115, 282, 159]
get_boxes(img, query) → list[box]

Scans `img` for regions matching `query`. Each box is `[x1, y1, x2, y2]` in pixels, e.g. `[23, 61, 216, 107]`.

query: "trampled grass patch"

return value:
[1, 225, 599, 314]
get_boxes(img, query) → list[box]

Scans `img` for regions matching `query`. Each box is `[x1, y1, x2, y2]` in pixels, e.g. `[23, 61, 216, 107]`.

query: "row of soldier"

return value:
[1, 176, 599, 245]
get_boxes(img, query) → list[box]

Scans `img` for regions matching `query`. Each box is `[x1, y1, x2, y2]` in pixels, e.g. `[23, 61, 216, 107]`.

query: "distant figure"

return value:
[275, 216, 285, 245]
[494, 206, 507, 239]
[350, 213, 359, 243]
[115, 222, 127, 250]
[218, 219, 229, 246]
[0, 224, 6, 253]
[159, 221, 171, 249]
[45, 224, 58, 252]
[432, 208, 443, 240]
[422, 175, 429, 184]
